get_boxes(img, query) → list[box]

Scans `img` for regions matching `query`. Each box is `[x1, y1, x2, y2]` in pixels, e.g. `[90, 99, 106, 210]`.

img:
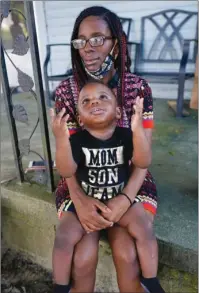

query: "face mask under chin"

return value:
[82, 41, 118, 80]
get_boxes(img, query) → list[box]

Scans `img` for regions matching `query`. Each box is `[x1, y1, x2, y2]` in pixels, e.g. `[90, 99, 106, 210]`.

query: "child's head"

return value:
[77, 81, 121, 129]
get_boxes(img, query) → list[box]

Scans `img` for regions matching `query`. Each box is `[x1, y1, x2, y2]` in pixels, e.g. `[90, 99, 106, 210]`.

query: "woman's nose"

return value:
[84, 40, 94, 52]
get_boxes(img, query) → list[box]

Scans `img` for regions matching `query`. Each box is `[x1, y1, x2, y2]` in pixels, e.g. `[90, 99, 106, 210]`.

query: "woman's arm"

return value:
[66, 175, 114, 232]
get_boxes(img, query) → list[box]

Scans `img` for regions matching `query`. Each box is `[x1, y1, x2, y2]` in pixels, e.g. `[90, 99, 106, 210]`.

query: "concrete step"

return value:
[1, 182, 197, 291]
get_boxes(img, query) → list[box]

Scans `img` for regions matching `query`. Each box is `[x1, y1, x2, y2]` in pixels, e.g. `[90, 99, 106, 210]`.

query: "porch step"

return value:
[1, 182, 197, 289]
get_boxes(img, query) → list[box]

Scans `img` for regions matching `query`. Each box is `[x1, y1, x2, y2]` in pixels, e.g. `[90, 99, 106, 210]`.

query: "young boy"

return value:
[51, 81, 164, 293]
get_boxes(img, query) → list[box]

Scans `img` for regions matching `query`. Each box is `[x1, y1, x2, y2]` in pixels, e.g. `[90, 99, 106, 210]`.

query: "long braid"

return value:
[119, 32, 127, 107]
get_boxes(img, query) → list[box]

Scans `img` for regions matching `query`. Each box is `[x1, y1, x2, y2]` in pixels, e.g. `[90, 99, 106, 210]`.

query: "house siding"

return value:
[33, 1, 197, 90]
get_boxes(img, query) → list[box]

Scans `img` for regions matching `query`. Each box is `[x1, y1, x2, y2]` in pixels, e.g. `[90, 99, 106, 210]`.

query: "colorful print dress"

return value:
[54, 72, 157, 219]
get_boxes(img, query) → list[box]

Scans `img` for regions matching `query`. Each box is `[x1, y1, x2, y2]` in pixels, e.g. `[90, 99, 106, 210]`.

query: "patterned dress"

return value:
[54, 72, 157, 219]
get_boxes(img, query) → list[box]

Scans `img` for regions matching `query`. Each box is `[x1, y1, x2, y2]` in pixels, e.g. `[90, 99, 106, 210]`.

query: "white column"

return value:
[33, 1, 48, 90]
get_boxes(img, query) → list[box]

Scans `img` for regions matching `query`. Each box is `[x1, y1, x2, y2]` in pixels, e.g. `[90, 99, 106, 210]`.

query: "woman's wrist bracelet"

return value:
[120, 192, 132, 207]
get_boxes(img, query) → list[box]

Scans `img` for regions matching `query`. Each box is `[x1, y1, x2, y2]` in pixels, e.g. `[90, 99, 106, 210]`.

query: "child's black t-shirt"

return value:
[69, 126, 133, 202]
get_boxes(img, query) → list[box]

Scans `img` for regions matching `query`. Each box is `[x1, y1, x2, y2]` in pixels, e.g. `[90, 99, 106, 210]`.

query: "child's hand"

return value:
[50, 108, 70, 139]
[131, 96, 144, 132]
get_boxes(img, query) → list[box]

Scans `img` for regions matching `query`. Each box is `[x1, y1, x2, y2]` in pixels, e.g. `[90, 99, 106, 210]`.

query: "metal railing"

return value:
[0, 1, 55, 192]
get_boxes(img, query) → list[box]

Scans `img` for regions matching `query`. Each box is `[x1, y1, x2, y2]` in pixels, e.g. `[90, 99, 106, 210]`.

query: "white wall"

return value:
[33, 1, 198, 90]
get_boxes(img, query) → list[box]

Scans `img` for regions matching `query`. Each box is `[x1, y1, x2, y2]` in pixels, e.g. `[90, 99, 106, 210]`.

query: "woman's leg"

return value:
[107, 225, 145, 293]
[52, 211, 85, 288]
[71, 231, 100, 293]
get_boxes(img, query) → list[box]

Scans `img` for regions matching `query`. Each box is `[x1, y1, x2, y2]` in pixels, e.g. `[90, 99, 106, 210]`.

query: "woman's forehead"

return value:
[78, 16, 110, 37]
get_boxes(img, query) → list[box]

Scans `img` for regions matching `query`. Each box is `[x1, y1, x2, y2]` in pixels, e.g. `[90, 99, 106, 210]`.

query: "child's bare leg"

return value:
[108, 225, 145, 293]
[52, 211, 85, 291]
[118, 202, 157, 277]
[118, 202, 165, 293]
[71, 231, 100, 293]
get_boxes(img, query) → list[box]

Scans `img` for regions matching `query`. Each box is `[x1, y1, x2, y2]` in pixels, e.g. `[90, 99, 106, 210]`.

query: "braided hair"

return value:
[70, 6, 132, 107]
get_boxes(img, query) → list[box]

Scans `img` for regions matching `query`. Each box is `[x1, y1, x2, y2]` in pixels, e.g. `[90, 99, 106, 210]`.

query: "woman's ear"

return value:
[116, 106, 122, 120]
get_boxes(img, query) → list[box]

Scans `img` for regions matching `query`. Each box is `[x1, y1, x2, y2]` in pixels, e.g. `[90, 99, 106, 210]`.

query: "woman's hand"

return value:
[101, 195, 131, 223]
[50, 108, 70, 139]
[131, 96, 144, 132]
[74, 193, 114, 233]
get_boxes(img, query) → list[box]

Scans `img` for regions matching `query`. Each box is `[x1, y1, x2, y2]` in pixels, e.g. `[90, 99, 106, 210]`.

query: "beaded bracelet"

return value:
[120, 192, 132, 207]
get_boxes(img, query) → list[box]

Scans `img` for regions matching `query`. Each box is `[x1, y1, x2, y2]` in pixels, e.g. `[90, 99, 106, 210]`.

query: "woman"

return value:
[53, 6, 158, 293]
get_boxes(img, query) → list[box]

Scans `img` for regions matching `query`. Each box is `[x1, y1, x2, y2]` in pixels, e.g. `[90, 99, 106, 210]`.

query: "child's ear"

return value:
[77, 115, 84, 127]
[116, 107, 122, 119]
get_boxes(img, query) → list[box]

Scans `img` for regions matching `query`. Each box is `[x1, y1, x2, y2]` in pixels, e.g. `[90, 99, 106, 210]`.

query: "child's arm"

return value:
[131, 97, 152, 169]
[50, 108, 77, 177]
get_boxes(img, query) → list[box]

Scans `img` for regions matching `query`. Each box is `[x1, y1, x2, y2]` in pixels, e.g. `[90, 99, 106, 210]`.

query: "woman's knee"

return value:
[112, 240, 138, 265]
[109, 227, 138, 266]
[112, 241, 140, 280]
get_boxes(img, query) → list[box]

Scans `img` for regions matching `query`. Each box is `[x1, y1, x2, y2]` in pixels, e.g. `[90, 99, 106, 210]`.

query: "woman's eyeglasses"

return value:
[71, 36, 113, 49]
